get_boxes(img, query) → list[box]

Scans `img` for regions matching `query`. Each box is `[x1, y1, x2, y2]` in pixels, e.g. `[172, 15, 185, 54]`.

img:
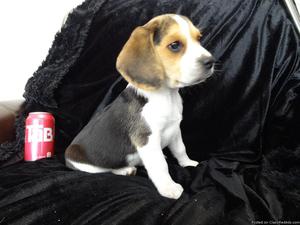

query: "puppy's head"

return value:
[116, 14, 215, 90]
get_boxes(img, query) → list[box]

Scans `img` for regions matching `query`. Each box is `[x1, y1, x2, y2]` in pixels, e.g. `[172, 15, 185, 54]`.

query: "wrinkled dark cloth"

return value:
[0, 0, 300, 224]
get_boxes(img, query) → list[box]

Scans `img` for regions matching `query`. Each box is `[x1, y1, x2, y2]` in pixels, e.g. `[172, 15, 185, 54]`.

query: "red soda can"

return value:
[24, 112, 55, 161]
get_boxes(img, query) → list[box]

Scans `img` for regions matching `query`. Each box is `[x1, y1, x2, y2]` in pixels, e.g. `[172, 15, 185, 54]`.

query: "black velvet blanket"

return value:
[1, 0, 300, 224]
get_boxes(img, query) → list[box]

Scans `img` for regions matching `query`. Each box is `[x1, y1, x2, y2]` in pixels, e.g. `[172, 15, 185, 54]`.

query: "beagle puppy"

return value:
[65, 14, 215, 199]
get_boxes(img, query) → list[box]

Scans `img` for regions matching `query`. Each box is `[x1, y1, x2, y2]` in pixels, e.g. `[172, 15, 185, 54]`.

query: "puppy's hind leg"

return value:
[65, 144, 112, 173]
[112, 167, 137, 176]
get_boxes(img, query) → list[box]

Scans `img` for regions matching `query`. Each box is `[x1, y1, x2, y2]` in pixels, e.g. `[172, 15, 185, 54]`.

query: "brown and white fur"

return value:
[65, 14, 215, 199]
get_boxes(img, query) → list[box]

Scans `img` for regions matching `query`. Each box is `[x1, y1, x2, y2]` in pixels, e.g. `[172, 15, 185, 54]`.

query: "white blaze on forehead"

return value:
[170, 14, 212, 57]
[171, 15, 192, 40]
[169, 15, 213, 85]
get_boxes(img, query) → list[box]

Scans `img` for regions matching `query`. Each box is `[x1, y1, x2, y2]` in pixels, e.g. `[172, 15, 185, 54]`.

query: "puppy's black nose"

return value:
[202, 56, 216, 70]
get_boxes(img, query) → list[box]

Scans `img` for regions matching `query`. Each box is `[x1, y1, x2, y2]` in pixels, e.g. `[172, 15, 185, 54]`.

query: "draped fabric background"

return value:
[0, 0, 299, 224]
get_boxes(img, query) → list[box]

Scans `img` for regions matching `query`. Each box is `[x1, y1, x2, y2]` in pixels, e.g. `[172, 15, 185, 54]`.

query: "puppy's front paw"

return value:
[158, 182, 184, 199]
[179, 159, 199, 167]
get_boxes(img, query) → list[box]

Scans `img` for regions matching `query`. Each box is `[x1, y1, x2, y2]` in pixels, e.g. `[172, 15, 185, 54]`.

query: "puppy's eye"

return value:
[197, 35, 202, 42]
[168, 41, 182, 52]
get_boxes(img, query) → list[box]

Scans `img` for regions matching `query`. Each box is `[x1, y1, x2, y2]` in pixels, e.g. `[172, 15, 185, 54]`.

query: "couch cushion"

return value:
[0, 100, 23, 143]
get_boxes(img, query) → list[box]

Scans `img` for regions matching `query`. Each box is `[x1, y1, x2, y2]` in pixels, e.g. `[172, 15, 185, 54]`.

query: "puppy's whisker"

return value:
[214, 69, 223, 72]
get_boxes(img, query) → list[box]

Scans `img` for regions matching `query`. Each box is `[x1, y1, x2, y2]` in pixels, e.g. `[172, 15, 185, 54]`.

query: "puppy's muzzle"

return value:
[198, 56, 216, 71]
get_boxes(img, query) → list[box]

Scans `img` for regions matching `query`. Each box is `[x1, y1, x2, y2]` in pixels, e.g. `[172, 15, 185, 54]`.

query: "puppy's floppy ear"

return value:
[116, 22, 165, 90]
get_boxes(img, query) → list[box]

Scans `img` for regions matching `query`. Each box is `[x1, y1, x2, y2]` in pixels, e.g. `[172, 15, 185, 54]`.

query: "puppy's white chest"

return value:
[139, 88, 183, 148]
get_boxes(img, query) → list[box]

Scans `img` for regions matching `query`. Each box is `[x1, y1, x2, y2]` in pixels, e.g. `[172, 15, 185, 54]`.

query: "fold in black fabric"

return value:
[0, 0, 299, 224]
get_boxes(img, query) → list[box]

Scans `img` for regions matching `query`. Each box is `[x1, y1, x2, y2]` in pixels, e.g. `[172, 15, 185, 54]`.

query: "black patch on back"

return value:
[67, 87, 151, 169]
